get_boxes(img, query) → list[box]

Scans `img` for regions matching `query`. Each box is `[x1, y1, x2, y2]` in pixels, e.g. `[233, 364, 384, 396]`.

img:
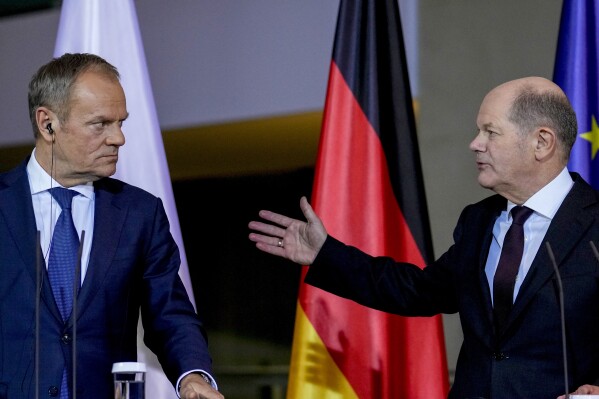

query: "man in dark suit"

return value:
[0, 54, 223, 399]
[249, 76, 599, 398]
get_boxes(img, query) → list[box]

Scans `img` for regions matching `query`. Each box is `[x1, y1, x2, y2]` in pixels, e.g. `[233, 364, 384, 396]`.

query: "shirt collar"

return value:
[26, 148, 95, 199]
[506, 167, 573, 220]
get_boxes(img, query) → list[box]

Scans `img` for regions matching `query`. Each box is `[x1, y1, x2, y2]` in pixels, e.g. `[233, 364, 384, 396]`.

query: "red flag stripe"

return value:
[313, 62, 424, 264]
[297, 61, 448, 398]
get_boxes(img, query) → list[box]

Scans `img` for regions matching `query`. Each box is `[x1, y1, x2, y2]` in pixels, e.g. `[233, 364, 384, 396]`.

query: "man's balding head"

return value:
[471, 77, 577, 203]
[492, 77, 577, 164]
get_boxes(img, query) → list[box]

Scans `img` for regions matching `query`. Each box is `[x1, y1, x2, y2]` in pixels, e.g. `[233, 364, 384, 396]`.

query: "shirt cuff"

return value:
[176, 370, 218, 397]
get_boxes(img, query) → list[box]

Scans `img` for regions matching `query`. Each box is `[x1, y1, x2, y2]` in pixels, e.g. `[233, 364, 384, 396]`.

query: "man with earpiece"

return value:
[0, 53, 223, 399]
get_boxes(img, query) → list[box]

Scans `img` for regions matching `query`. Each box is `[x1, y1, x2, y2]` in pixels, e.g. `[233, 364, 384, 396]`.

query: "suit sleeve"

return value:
[138, 198, 213, 385]
[304, 205, 484, 317]
[304, 237, 458, 316]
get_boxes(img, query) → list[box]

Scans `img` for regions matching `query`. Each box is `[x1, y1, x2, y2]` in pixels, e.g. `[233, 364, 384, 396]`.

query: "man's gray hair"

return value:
[28, 53, 120, 138]
[508, 86, 578, 163]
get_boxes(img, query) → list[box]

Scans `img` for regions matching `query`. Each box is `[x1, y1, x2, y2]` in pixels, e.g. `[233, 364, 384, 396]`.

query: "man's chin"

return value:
[476, 174, 495, 190]
[94, 166, 117, 179]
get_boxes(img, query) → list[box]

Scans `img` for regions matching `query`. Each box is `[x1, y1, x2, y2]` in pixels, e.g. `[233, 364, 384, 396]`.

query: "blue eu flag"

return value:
[553, 0, 599, 189]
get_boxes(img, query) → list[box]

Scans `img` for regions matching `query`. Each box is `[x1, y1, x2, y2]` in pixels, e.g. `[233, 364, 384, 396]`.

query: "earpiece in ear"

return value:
[46, 124, 54, 135]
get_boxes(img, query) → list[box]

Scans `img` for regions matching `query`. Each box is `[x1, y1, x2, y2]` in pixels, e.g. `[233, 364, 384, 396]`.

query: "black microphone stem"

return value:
[35, 231, 41, 399]
[72, 230, 85, 399]
[546, 242, 569, 399]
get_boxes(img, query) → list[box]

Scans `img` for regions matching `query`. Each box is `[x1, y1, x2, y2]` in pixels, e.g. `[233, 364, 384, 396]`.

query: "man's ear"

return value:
[534, 127, 557, 161]
[35, 107, 56, 143]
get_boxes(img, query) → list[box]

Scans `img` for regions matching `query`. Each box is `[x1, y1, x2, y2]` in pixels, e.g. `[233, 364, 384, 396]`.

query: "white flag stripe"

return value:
[54, 1, 194, 397]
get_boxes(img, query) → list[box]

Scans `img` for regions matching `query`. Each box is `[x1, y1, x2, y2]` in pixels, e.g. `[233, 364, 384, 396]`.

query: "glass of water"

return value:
[112, 362, 146, 399]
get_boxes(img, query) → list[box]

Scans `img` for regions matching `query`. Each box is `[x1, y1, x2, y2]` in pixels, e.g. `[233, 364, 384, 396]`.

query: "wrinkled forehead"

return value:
[65, 71, 127, 120]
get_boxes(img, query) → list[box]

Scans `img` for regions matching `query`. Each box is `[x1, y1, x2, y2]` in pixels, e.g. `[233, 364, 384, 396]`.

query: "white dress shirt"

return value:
[27, 149, 95, 280]
[485, 167, 574, 304]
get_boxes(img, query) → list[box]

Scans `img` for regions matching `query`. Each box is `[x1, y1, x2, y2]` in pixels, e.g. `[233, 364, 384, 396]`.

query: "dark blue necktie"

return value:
[493, 205, 534, 331]
[47, 187, 79, 399]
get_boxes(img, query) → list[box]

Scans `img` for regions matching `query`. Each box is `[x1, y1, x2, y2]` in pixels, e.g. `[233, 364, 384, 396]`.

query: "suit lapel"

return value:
[501, 176, 596, 337]
[0, 161, 64, 323]
[73, 179, 127, 323]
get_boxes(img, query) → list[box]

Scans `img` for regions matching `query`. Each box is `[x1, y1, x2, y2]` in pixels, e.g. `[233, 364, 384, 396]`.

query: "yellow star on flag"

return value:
[581, 115, 599, 160]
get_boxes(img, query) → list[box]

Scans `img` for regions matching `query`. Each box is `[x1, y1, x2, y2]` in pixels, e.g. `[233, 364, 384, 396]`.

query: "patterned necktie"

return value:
[47, 187, 79, 399]
[48, 187, 80, 320]
[493, 205, 534, 331]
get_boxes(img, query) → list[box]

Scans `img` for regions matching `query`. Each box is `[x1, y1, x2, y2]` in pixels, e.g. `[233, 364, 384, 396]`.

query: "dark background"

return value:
[174, 168, 313, 347]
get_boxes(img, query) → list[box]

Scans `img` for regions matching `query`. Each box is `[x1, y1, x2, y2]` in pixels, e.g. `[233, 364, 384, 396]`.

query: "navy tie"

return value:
[493, 205, 534, 331]
[47, 187, 80, 399]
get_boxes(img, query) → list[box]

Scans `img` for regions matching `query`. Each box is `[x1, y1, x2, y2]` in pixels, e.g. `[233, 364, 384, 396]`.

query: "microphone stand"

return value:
[72, 231, 85, 399]
[546, 242, 569, 399]
[35, 231, 41, 399]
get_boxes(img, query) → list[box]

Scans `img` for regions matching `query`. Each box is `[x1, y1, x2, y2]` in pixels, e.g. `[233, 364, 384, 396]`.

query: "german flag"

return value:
[287, 0, 449, 397]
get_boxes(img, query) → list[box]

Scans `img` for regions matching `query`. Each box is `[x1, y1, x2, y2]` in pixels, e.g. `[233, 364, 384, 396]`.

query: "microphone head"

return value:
[589, 241, 599, 263]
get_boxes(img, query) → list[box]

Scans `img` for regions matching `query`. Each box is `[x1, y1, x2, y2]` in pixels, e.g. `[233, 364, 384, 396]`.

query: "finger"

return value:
[299, 196, 319, 224]
[255, 241, 287, 257]
[573, 385, 586, 394]
[576, 384, 598, 394]
[248, 232, 271, 245]
[248, 232, 286, 249]
[258, 209, 297, 227]
[248, 221, 287, 238]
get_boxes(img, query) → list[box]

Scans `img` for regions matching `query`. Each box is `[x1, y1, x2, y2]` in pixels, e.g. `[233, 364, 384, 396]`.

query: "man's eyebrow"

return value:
[480, 122, 496, 130]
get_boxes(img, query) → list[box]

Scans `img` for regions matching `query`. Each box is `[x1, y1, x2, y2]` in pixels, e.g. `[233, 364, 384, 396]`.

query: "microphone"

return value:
[545, 242, 569, 399]
[34, 230, 84, 399]
[72, 230, 85, 399]
[43, 133, 83, 399]
[589, 241, 599, 263]
[35, 231, 41, 399]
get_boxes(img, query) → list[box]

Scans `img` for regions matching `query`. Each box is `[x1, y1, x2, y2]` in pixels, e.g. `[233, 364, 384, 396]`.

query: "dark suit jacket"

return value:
[305, 173, 599, 399]
[0, 161, 212, 399]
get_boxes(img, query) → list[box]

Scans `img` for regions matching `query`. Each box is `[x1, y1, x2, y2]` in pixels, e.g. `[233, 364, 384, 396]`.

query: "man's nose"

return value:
[469, 132, 484, 152]
[107, 126, 126, 147]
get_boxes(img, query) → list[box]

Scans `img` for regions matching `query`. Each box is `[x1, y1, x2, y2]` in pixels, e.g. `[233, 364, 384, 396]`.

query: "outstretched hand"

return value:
[248, 196, 327, 265]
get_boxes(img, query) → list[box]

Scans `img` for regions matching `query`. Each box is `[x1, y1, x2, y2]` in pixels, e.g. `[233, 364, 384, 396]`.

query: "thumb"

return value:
[299, 196, 319, 223]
